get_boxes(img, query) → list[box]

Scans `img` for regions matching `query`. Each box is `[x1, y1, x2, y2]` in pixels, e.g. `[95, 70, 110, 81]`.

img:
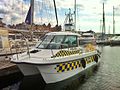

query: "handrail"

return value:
[20, 32, 31, 58]
[15, 41, 19, 60]
[26, 39, 30, 58]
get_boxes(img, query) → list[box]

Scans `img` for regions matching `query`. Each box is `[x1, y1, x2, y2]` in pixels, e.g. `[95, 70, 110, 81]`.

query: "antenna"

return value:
[64, 8, 74, 31]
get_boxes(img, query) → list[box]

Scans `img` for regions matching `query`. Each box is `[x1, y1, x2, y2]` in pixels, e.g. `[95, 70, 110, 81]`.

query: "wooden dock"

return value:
[0, 59, 19, 77]
[0, 47, 32, 77]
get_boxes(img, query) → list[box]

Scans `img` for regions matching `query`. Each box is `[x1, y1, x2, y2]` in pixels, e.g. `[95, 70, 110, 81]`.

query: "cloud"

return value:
[0, 0, 120, 33]
[0, 8, 9, 15]
[100, 0, 108, 4]
[0, 0, 29, 24]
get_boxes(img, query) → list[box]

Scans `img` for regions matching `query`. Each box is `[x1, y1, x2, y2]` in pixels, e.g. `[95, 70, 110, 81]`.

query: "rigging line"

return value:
[39, 1, 43, 25]
[48, 0, 53, 25]
[41, 0, 44, 24]
[35, 0, 41, 24]
[38, 1, 41, 24]
[49, 0, 54, 24]
[44, 0, 50, 23]
[34, 0, 37, 24]
[47, 0, 51, 22]
[35, 0, 41, 25]
[44, 0, 48, 23]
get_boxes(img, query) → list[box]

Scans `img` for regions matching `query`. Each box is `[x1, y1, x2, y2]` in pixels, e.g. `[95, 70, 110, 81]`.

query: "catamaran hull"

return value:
[16, 55, 100, 84]
[17, 64, 39, 76]
[37, 61, 99, 84]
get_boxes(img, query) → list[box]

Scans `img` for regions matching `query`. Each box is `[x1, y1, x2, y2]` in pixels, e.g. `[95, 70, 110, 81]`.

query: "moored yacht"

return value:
[80, 31, 96, 45]
[110, 36, 120, 46]
[11, 31, 101, 84]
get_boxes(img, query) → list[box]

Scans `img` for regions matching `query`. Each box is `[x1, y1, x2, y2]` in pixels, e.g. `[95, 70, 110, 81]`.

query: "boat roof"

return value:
[46, 31, 81, 36]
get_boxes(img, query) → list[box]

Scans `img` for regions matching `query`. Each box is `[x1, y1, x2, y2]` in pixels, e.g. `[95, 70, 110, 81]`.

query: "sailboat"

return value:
[11, 0, 101, 84]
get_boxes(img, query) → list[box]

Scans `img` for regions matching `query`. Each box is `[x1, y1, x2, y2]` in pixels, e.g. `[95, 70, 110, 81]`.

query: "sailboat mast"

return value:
[30, 0, 34, 25]
[53, 0, 58, 26]
[74, 0, 76, 31]
[113, 6, 115, 35]
[102, 3, 106, 39]
[30, 0, 34, 41]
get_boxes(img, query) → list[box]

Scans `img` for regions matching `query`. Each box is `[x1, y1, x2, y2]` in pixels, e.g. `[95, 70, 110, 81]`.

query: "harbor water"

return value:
[1, 46, 120, 90]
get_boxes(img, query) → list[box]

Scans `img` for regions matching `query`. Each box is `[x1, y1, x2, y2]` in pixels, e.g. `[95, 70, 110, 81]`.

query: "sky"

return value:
[0, 0, 120, 34]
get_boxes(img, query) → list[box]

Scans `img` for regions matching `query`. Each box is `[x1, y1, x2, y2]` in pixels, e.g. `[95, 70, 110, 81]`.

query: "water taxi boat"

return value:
[11, 31, 101, 84]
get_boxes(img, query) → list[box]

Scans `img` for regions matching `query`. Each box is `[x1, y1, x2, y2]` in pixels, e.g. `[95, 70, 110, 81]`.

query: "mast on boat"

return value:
[113, 6, 115, 35]
[74, 0, 76, 31]
[53, 0, 58, 26]
[30, 0, 34, 25]
[30, 0, 34, 41]
[64, 8, 74, 31]
[102, 3, 106, 40]
[64, 0, 76, 31]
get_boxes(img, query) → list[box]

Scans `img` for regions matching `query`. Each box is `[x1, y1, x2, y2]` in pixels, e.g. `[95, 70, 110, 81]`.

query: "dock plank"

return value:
[0, 60, 20, 77]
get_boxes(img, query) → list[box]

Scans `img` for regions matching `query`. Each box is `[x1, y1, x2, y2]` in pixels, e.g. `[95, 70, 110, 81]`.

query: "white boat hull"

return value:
[37, 61, 98, 83]
[16, 54, 100, 84]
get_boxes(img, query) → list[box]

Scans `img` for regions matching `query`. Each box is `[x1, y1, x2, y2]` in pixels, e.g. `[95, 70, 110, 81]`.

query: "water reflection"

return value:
[1, 64, 99, 90]
[19, 66, 99, 90]
[0, 72, 23, 89]
[45, 65, 99, 90]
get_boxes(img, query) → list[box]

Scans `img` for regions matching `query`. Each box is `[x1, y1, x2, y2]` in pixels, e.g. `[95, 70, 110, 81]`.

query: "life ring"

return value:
[81, 59, 86, 68]
[94, 55, 98, 63]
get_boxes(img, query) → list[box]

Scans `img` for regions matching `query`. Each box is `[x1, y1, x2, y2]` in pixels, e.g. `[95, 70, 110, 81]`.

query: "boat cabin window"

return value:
[36, 35, 78, 49]
[62, 35, 77, 48]
[37, 35, 65, 49]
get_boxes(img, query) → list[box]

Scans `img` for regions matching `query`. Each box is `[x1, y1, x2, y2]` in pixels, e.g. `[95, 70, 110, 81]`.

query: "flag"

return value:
[25, 6, 31, 25]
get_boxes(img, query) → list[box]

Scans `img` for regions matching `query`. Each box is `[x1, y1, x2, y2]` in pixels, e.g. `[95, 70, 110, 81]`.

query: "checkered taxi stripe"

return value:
[84, 55, 95, 64]
[55, 60, 82, 73]
[55, 55, 95, 73]
[51, 50, 81, 58]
